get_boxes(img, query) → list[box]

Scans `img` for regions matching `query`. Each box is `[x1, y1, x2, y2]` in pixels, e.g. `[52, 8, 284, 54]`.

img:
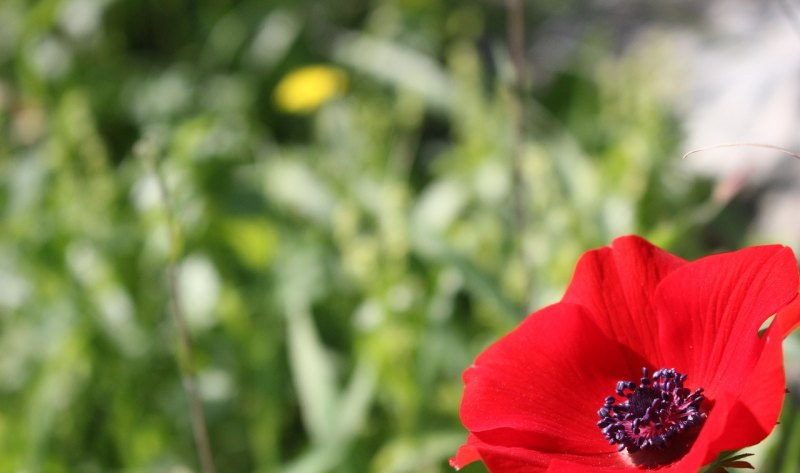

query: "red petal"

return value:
[775, 295, 800, 338]
[460, 436, 549, 473]
[656, 245, 798, 397]
[450, 436, 482, 470]
[459, 302, 645, 467]
[562, 235, 685, 365]
[700, 320, 787, 456]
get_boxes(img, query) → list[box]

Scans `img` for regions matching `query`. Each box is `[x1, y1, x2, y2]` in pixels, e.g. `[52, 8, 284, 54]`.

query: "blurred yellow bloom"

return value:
[273, 65, 347, 114]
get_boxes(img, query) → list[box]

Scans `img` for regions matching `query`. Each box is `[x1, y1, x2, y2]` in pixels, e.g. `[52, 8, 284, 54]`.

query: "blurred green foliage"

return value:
[0, 0, 797, 472]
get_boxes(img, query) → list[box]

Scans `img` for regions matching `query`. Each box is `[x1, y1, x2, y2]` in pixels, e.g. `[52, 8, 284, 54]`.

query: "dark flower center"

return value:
[597, 368, 706, 454]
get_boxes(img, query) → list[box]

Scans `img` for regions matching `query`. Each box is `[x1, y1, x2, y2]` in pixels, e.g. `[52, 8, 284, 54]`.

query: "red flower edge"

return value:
[452, 236, 800, 472]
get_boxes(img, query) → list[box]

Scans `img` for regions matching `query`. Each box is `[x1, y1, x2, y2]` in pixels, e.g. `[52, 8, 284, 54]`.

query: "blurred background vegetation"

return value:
[1, 0, 799, 472]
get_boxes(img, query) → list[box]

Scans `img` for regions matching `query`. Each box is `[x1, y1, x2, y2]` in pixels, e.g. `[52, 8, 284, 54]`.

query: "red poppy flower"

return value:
[452, 236, 800, 472]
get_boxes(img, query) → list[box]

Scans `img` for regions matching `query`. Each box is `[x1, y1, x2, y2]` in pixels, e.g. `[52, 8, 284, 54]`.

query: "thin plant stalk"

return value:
[143, 144, 218, 473]
[507, 0, 534, 303]
[682, 142, 800, 161]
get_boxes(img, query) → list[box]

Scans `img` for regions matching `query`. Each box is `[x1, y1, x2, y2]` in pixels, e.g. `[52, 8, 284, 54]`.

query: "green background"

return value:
[0, 0, 798, 472]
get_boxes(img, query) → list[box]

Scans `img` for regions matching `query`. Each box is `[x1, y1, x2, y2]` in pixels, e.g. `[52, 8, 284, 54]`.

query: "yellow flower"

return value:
[273, 65, 347, 114]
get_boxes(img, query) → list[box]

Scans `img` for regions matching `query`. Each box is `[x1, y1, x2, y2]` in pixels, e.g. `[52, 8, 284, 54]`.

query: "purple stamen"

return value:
[597, 367, 706, 454]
